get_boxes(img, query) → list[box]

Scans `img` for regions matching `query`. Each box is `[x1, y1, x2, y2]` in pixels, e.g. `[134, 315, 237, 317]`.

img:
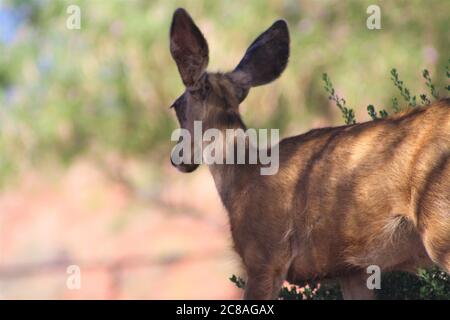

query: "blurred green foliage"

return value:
[0, 0, 449, 186]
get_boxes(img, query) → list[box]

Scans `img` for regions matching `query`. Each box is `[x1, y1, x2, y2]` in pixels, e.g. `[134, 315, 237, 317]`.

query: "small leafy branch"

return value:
[367, 104, 388, 120]
[422, 69, 439, 101]
[390, 68, 417, 107]
[323, 73, 388, 120]
[420, 59, 450, 102]
[391, 97, 399, 113]
[419, 93, 431, 106]
[322, 73, 356, 124]
[447, 59, 450, 92]
[324, 65, 448, 121]
[229, 274, 245, 289]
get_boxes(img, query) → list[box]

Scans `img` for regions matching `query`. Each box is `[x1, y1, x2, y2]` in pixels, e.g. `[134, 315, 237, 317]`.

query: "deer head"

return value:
[169, 8, 289, 173]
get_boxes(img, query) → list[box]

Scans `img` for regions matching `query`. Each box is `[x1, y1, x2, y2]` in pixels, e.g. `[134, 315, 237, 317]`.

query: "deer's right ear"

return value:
[170, 8, 209, 88]
[229, 20, 289, 89]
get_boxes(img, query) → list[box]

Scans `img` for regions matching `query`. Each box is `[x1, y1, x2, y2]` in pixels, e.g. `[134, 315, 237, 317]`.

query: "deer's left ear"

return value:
[229, 20, 289, 89]
[170, 8, 209, 88]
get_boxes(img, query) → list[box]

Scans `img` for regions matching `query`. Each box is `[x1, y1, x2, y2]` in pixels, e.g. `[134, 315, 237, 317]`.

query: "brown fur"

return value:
[211, 98, 450, 299]
[169, 9, 450, 299]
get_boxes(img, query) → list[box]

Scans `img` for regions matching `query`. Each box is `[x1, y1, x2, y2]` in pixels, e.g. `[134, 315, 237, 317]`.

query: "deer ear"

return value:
[170, 8, 209, 88]
[229, 20, 289, 88]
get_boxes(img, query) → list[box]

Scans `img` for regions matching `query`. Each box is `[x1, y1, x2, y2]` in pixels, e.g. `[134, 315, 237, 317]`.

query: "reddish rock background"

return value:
[0, 160, 241, 299]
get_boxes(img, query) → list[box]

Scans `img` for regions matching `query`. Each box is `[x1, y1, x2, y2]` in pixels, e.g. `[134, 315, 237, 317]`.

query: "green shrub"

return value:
[230, 267, 450, 300]
[377, 268, 450, 300]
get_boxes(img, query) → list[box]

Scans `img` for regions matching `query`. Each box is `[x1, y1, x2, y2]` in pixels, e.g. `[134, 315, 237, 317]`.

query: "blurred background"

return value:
[0, 0, 448, 299]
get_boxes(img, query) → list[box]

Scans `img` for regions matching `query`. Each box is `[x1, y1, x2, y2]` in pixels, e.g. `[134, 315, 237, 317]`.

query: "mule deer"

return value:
[168, 8, 450, 299]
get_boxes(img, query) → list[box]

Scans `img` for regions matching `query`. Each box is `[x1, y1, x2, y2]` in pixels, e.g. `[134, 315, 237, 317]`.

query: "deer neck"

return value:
[203, 119, 255, 209]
